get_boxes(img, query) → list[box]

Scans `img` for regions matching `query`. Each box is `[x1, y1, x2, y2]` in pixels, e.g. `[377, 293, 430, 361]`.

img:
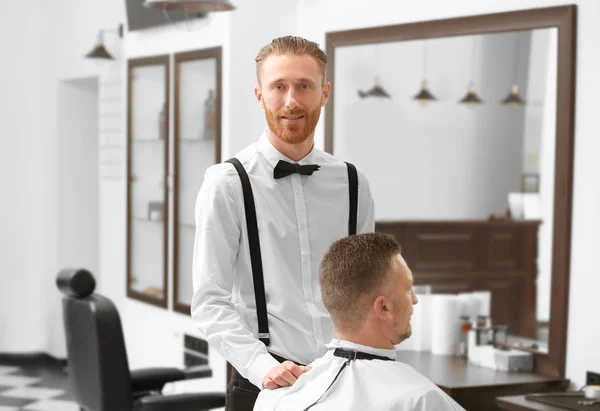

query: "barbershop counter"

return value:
[395, 351, 568, 411]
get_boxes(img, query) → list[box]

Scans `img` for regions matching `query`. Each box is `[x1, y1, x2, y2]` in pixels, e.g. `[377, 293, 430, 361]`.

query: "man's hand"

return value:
[262, 361, 312, 390]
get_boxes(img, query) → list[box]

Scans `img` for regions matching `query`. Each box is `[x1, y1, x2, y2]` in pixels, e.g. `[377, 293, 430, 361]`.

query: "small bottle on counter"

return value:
[458, 315, 472, 356]
[476, 315, 490, 328]
[473, 315, 492, 345]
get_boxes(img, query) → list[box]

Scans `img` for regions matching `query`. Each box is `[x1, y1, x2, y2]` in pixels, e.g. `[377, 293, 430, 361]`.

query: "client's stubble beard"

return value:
[392, 309, 413, 345]
[265, 105, 321, 145]
[393, 322, 412, 345]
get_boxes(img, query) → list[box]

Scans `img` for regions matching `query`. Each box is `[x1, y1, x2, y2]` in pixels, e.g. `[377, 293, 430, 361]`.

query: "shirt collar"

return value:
[326, 338, 397, 361]
[257, 130, 318, 170]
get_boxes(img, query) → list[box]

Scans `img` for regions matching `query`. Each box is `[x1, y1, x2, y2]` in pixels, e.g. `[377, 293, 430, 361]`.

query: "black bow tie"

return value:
[333, 348, 394, 362]
[273, 160, 320, 179]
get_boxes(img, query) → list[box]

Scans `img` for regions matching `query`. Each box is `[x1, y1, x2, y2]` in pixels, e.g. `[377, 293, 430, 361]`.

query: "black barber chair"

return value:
[56, 268, 226, 411]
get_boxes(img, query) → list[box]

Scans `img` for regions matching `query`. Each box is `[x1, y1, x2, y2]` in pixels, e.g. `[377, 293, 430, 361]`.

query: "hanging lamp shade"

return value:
[358, 78, 391, 98]
[85, 43, 114, 60]
[501, 84, 526, 108]
[459, 83, 483, 107]
[143, 0, 235, 12]
[413, 80, 436, 106]
[84, 25, 122, 61]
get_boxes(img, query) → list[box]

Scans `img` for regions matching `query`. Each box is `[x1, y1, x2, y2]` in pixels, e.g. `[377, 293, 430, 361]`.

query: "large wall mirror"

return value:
[325, 5, 576, 377]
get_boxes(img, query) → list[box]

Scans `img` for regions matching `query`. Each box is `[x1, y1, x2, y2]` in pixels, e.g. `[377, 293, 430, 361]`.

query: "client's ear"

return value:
[372, 295, 393, 321]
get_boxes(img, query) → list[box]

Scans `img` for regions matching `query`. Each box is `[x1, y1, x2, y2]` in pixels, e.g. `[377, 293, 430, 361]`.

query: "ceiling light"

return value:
[502, 33, 526, 108]
[501, 84, 526, 108]
[459, 83, 483, 107]
[358, 78, 391, 98]
[414, 80, 436, 107]
[414, 41, 436, 106]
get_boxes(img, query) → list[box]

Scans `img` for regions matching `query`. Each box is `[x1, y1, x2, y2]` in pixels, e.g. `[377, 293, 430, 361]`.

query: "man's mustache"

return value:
[278, 109, 307, 116]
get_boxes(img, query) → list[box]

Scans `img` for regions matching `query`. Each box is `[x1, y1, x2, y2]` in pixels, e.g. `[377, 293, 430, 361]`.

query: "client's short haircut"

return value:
[320, 233, 402, 332]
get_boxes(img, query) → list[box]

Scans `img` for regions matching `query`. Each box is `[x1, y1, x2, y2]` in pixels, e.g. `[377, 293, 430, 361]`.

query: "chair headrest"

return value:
[56, 268, 96, 298]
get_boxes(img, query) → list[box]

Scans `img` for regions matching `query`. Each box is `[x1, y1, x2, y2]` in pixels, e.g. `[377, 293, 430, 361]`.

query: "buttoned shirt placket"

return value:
[290, 173, 323, 349]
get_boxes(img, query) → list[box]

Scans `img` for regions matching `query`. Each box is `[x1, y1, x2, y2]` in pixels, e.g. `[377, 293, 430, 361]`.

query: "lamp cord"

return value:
[422, 41, 427, 81]
[470, 36, 476, 86]
[512, 32, 520, 85]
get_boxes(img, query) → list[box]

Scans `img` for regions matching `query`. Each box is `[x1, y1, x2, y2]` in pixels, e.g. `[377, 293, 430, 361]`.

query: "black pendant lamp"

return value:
[144, 0, 235, 12]
[414, 80, 436, 106]
[358, 77, 391, 98]
[85, 24, 123, 60]
[460, 83, 484, 106]
[502, 33, 526, 108]
[358, 45, 391, 99]
[414, 41, 436, 106]
[502, 84, 526, 106]
[459, 37, 484, 107]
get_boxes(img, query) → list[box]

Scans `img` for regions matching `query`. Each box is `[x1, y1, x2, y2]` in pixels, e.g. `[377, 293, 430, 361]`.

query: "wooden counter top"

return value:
[395, 351, 568, 410]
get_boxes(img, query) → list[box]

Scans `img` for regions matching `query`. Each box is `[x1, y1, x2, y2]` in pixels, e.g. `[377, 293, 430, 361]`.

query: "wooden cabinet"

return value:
[375, 220, 541, 338]
[126, 55, 170, 308]
[126, 48, 222, 311]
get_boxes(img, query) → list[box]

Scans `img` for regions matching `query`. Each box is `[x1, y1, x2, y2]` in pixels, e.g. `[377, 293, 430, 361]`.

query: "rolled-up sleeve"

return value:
[191, 164, 279, 388]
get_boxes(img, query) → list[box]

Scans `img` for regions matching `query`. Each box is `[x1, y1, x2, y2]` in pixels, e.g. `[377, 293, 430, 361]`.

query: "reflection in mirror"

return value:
[333, 28, 557, 352]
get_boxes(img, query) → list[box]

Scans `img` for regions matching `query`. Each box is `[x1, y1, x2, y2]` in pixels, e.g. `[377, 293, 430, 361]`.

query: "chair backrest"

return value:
[57, 268, 133, 411]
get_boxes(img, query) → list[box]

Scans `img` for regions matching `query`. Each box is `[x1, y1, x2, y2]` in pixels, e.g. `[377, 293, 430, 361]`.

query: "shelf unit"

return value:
[126, 55, 170, 309]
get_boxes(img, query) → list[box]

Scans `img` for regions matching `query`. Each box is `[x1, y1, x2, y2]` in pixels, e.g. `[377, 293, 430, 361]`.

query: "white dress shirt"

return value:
[253, 339, 466, 411]
[191, 133, 375, 388]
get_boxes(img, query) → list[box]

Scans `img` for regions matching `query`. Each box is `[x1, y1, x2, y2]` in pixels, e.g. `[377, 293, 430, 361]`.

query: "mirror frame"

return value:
[324, 5, 576, 378]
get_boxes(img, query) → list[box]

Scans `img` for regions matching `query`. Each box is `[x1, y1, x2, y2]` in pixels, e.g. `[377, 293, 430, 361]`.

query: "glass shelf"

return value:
[131, 216, 163, 224]
[132, 138, 165, 143]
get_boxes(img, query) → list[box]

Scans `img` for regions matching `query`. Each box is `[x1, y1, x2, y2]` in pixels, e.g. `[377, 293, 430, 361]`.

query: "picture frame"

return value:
[521, 173, 540, 193]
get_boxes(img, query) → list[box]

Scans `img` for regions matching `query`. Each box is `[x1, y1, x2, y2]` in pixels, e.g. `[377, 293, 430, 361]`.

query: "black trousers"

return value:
[225, 353, 303, 411]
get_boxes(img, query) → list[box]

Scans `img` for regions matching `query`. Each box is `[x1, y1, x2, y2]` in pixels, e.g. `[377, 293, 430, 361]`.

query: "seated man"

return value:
[254, 232, 464, 411]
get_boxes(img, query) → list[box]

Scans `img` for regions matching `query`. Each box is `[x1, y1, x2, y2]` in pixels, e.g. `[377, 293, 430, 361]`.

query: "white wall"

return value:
[44, 0, 127, 362]
[0, 0, 125, 356]
[0, 0, 49, 353]
[45, 78, 100, 357]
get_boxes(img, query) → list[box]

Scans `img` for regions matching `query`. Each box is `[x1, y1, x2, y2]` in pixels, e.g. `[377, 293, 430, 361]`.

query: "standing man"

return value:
[191, 36, 375, 411]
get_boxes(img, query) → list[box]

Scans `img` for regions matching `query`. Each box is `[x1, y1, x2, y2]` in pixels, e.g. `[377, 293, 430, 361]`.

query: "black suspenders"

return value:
[345, 161, 358, 236]
[226, 158, 271, 346]
[225, 158, 359, 347]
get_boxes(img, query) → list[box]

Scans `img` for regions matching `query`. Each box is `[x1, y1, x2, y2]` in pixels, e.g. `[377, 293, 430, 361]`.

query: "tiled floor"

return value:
[0, 364, 79, 411]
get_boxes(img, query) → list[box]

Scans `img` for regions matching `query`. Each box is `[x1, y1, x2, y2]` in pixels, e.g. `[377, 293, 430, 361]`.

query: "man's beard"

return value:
[392, 321, 412, 345]
[265, 105, 321, 145]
